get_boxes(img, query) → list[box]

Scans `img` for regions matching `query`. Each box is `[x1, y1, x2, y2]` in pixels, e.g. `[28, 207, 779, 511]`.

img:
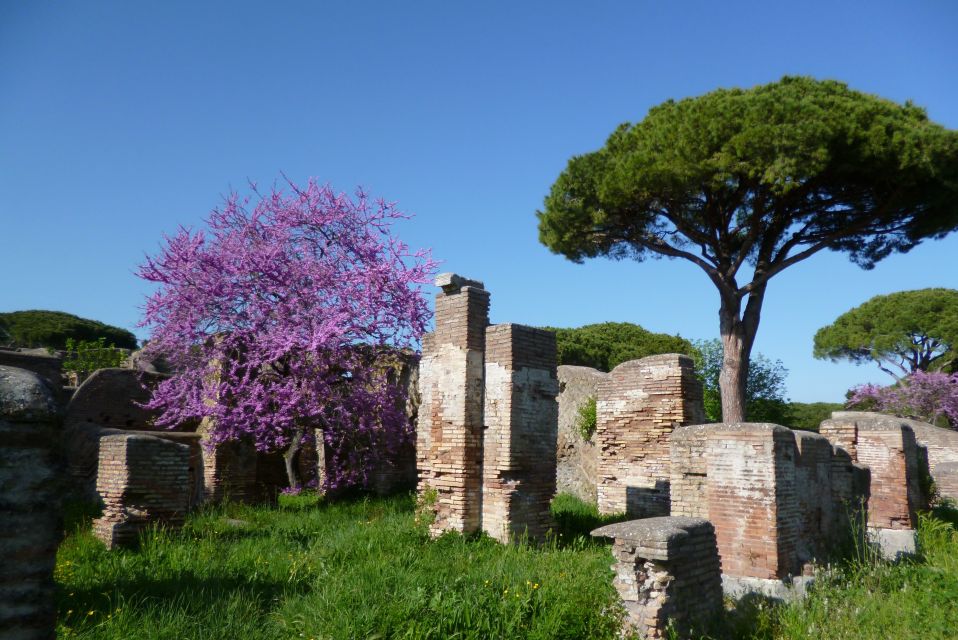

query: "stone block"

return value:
[591, 517, 722, 639]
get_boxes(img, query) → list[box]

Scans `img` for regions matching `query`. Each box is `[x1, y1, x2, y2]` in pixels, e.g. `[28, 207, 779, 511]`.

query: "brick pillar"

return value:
[482, 324, 558, 543]
[706, 423, 800, 580]
[416, 273, 489, 535]
[596, 354, 704, 517]
[0, 366, 63, 640]
[93, 433, 190, 548]
[591, 517, 723, 639]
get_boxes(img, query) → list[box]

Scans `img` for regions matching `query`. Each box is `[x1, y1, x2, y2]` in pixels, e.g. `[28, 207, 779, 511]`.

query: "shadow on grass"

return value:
[549, 493, 631, 548]
[58, 571, 312, 629]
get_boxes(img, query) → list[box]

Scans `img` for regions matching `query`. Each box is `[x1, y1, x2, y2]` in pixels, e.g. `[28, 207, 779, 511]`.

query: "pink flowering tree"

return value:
[138, 178, 437, 490]
[849, 370, 958, 429]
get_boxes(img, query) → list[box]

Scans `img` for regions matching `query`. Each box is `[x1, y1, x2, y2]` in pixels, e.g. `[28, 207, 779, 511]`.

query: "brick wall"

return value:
[596, 354, 704, 517]
[669, 424, 711, 519]
[92, 433, 190, 549]
[0, 366, 63, 640]
[832, 411, 958, 503]
[416, 274, 489, 535]
[821, 412, 927, 530]
[591, 517, 723, 639]
[482, 324, 558, 542]
[705, 424, 800, 580]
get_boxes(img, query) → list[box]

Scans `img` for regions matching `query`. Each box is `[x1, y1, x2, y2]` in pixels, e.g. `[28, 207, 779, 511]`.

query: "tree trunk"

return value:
[718, 289, 764, 424]
[283, 425, 306, 489]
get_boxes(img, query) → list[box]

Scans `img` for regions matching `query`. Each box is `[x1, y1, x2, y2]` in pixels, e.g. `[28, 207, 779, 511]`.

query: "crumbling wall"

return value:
[832, 411, 958, 503]
[591, 517, 723, 639]
[596, 354, 704, 517]
[482, 324, 558, 542]
[670, 422, 868, 589]
[820, 412, 928, 530]
[92, 433, 190, 548]
[556, 365, 607, 502]
[0, 366, 63, 640]
[416, 274, 489, 535]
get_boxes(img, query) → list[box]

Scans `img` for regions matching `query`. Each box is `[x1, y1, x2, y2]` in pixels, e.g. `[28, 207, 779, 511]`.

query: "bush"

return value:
[0, 310, 137, 350]
[575, 396, 597, 440]
[62, 337, 127, 376]
[784, 402, 844, 431]
[542, 322, 695, 372]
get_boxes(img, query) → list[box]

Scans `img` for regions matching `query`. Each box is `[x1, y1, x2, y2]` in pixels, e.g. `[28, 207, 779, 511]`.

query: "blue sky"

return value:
[1, 1, 956, 402]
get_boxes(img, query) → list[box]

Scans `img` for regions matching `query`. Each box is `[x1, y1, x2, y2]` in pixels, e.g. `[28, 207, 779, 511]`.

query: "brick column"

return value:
[92, 433, 190, 548]
[0, 366, 63, 640]
[482, 324, 558, 542]
[596, 354, 704, 517]
[416, 273, 489, 535]
[591, 517, 723, 639]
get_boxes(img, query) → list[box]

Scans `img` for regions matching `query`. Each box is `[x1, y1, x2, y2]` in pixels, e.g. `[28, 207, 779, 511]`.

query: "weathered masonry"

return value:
[820, 411, 929, 558]
[591, 517, 723, 639]
[93, 433, 191, 548]
[416, 274, 490, 535]
[0, 366, 63, 640]
[596, 354, 704, 517]
[670, 422, 869, 595]
[482, 324, 559, 542]
[416, 274, 560, 540]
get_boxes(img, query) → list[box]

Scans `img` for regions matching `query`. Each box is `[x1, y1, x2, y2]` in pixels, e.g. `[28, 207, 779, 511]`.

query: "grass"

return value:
[55, 494, 958, 639]
[55, 493, 622, 640]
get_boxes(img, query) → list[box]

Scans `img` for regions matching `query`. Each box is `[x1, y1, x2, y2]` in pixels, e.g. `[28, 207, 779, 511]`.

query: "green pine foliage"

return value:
[814, 288, 958, 377]
[0, 310, 137, 350]
[543, 322, 695, 372]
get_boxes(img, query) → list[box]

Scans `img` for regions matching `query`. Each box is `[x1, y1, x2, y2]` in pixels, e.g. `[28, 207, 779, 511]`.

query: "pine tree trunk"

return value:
[718, 292, 758, 424]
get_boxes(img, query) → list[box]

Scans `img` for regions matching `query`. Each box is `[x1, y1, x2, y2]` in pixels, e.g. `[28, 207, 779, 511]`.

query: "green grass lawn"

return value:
[54, 494, 958, 640]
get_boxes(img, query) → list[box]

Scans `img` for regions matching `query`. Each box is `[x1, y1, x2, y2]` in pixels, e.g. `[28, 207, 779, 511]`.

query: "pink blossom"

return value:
[138, 177, 437, 490]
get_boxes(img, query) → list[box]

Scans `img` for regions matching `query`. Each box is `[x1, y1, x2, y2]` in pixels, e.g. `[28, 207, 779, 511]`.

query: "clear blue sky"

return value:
[2, 1, 956, 402]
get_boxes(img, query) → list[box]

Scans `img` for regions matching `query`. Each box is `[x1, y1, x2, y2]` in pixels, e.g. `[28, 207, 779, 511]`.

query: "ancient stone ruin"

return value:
[596, 354, 704, 517]
[416, 274, 560, 541]
[820, 411, 930, 558]
[0, 366, 62, 640]
[591, 517, 723, 639]
[556, 364, 607, 502]
[93, 433, 191, 548]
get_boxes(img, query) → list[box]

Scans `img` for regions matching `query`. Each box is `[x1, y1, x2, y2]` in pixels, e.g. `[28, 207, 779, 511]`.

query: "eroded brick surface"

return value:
[596, 355, 704, 517]
[482, 324, 558, 542]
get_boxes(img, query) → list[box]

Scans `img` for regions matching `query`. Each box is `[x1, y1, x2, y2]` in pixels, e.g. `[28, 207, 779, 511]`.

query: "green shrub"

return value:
[784, 402, 844, 431]
[576, 396, 597, 440]
[62, 337, 127, 376]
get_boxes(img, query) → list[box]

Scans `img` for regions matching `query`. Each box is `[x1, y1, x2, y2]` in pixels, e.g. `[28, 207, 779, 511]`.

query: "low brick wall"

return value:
[821, 412, 927, 530]
[596, 354, 704, 517]
[0, 366, 63, 640]
[92, 433, 190, 548]
[482, 324, 558, 543]
[591, 517, 723, 639]
[670, 422, 868, 584]
[935, 462, 958, 503]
